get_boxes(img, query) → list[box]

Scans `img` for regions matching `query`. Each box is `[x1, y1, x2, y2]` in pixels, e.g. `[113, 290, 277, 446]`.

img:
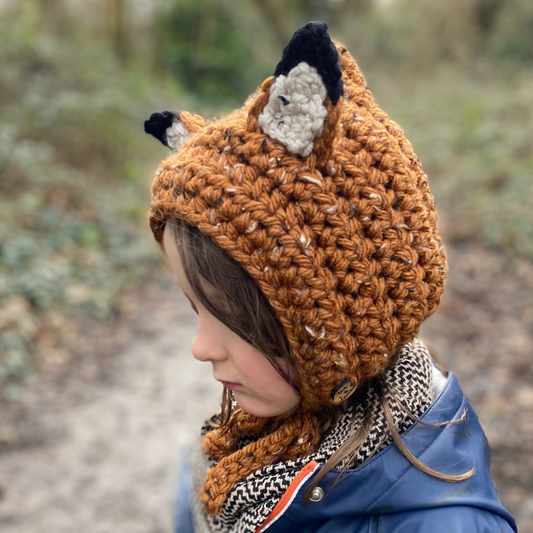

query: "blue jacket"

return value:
[173, 373, 517, 533]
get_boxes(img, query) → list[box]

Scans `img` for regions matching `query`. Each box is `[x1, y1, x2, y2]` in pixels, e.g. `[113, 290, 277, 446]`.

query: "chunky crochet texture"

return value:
[190, 339, 435, 533]
[149, 23, 447, 515]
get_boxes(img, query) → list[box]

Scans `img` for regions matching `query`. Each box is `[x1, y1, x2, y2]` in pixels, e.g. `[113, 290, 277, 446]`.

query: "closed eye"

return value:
[175, 281, 199, 315]
[278, 95, 290, 106]
[184, 294, 199, 315]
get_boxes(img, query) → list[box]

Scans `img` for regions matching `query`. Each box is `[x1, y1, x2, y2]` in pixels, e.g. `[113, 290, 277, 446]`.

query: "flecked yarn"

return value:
[149, 23, 447, 516]
[190, 339, 435, 533]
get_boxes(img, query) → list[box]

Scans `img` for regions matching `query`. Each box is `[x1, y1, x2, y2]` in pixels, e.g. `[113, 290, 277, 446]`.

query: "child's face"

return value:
[163, 224, 301, 418]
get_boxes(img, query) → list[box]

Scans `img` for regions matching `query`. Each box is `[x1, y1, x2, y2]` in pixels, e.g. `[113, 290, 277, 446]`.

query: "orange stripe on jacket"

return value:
[256, 460, 321, 533]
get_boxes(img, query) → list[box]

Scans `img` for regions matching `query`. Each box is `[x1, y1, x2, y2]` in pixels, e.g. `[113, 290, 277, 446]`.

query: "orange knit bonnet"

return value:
[149, 21, 447, 515]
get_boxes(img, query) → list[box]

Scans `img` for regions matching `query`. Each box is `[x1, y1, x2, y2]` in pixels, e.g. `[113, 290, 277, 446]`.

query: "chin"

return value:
[235, 401, 278, 418]
[233, 393, 295, 418]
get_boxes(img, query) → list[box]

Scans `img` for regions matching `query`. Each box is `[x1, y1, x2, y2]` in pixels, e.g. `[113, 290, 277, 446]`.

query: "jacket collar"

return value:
[262, 373, 517, 533]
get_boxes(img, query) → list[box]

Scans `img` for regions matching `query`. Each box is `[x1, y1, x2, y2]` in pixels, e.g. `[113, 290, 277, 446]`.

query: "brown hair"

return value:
[167, 218, 474, 505]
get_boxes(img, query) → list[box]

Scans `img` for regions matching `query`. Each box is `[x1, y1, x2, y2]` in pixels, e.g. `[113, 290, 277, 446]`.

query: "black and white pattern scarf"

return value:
[190, 337, 434, 533]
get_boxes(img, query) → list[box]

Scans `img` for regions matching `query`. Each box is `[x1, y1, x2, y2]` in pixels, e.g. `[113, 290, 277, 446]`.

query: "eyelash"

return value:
[185, 295, 199, 314]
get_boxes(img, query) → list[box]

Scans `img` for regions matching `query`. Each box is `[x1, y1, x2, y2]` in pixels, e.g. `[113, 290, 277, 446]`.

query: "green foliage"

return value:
[0, 5, 164, 398]
[368, 64, 533, 258]
[486, 1, 533, 63]
[353, 0, 533, 68]
[156, 0, 272, 107]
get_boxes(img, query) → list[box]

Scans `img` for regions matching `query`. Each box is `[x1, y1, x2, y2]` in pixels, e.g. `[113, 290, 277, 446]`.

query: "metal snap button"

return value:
[310, 486, 324, 502]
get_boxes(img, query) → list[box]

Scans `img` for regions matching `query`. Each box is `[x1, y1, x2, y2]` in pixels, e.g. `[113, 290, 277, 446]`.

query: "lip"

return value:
[217, 380, 242, 390]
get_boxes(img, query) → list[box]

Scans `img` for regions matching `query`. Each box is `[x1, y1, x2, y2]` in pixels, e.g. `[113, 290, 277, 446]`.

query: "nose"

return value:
[190, 319, 228, 363]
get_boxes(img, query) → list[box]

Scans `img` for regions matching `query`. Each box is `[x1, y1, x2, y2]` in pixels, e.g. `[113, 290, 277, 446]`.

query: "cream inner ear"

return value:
[258, 62, 328, 158]
[166, 120, 190, 152]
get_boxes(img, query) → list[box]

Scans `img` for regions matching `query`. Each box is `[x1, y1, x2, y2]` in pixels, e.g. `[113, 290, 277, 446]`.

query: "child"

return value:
[147, 21, 517, 533]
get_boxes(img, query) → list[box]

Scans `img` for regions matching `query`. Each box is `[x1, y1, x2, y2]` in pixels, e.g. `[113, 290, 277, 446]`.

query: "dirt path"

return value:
[1, 241, 532, 532]
[0, 286, 220, 533]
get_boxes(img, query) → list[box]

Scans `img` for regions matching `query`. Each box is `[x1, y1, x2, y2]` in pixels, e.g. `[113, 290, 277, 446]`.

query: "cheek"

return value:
[241, 352, 281, 382]
[241, 352, 297, 398]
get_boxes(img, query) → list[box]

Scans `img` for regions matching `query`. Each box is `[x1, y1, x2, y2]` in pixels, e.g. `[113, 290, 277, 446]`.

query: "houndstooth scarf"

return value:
[190, 337, 434, 533]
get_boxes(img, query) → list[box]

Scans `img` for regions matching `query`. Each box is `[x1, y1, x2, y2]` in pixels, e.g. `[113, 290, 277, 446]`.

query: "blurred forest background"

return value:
[1, 0, 532, 531]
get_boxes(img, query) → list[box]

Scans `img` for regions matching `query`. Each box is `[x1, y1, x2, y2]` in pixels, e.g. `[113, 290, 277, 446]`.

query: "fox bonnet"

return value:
[149, 21, 447, 515]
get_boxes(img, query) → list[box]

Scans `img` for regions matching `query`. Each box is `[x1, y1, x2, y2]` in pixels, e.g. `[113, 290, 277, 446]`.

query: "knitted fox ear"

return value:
[249, 21, 343, 158]
[144, 110, 206, 152]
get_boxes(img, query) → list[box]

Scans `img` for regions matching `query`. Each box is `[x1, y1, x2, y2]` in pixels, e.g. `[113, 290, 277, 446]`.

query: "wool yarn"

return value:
[190, 339, 434, 533]
[149, 21, 447, 515]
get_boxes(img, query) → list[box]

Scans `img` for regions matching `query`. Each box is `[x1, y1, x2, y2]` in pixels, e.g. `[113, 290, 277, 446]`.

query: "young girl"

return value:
[147, 21, 517, 533]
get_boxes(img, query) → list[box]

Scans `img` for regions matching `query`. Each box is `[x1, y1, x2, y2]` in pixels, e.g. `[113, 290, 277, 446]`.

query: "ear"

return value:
[144, 110, 205, 152]
[252, 21, 343, 158]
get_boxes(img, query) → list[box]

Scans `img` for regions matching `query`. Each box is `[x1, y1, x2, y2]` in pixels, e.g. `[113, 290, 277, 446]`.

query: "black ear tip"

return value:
[274, 21, 343, 105]
[305, 20, 328, 33]
[290, 21, 329, 43]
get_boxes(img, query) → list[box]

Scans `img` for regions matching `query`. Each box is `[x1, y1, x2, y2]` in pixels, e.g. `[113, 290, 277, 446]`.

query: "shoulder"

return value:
[374, 506, 516, 533]
[263, 505, 516, 533]
[262, 374, 517, 533]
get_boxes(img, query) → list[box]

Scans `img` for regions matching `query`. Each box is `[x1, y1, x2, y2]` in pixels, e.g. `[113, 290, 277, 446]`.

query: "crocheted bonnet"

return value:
[149, 21, 447, 515]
